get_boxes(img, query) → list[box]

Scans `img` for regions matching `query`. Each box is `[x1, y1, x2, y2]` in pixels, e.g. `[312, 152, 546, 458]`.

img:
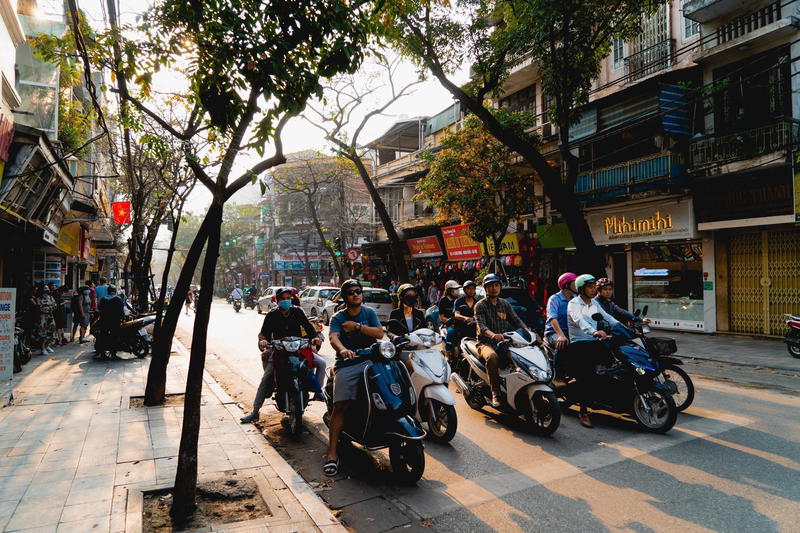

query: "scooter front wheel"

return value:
[788, 343, 800, 358]
[389, 439, 425, 484]
[287, 381, 304, 440]
[426, 400, 457, 443]
[525, 390, 561, 436]
[660, 364, 694, 411]
[632, 389, 677, 433]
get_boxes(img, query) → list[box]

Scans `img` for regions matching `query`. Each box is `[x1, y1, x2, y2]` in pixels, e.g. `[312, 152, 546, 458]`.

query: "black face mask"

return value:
[402, 295, 417, 307]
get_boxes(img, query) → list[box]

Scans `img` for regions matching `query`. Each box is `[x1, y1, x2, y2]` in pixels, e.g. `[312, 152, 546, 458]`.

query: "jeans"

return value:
[253, 350, 327, 412]
[564, 340, 611, 408]
[476, 343, 510, 395]
[445, 326, 458, 353]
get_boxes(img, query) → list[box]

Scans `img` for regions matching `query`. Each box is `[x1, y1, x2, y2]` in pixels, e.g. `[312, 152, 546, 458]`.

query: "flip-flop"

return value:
[323, 459, 339, 477]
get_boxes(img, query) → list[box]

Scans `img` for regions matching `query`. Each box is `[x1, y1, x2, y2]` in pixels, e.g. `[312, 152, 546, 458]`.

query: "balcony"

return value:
[685, 0, 770, 23]
[575, 152, 685, 200]
[689, 120, 799, 168]
[624, 39, 674, 83]
[374, 150, 426, 182]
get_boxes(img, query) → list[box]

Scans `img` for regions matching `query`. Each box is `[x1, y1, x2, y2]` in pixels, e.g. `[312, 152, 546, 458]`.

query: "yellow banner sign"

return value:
[483, 233, 520, 256]
[55, 222, 81, 256]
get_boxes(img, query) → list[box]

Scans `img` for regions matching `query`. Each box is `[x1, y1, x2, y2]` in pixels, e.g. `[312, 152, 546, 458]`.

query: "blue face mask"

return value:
[278, 299, 292, 310]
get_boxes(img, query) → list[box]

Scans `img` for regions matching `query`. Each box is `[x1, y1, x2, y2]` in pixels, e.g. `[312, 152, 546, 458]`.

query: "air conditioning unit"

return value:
[541, 123, 559, 139]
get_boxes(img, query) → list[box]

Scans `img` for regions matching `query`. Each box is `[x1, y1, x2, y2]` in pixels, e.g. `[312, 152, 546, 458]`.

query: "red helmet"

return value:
[557, 272, 577, 290]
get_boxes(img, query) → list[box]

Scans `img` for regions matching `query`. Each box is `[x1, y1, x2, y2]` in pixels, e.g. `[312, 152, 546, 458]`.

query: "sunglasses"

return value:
[345, 289, 363, 296]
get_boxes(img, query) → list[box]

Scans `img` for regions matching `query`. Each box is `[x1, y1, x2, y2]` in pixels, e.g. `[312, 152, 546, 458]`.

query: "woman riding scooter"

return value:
[389, 284, 426, 335]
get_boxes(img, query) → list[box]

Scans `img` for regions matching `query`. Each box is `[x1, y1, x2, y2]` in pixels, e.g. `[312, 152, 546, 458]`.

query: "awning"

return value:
[366, 118, 424, 151]
[55, 221, 81, 256]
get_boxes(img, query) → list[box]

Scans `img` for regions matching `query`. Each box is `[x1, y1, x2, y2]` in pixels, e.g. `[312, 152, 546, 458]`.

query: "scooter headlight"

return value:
[417, 333, 435, 348]
[284, 340, 301, 352]
[378, 341, 395, 360]
[635, 367, 646, 375]
[642, 325, 652, 334]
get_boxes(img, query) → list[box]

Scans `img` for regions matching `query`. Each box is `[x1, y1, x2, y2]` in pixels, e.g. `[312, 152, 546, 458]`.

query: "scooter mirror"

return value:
[634, 309, 641, 317]
[642, 305, 649, 317]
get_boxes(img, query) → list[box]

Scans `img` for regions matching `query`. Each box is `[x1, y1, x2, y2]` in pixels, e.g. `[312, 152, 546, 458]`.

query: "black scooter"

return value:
[94, 315, 155, 359]
[233, 298, 242, 312]
[13, 321, 32, 372]
[323, 340, 426, 484]
[556, 314, 678, 433]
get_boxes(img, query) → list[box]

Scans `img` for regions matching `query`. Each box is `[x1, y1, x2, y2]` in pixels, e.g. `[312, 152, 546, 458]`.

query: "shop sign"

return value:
[406, 236, 443, 258]
[441, 224, 482, 260]
[346, 248, 360, 261]
[55, 222, 81, 256]
[483, 233, 519, 256]
[587, 199, 697, 245]
[0, 288, 16, 383]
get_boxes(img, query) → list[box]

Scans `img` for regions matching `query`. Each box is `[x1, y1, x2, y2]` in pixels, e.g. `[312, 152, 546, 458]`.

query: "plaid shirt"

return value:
[474, 297, 527, 340]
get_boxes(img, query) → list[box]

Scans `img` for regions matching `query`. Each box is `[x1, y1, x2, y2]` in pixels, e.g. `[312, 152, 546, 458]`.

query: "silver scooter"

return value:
[452, 329, 560, 435]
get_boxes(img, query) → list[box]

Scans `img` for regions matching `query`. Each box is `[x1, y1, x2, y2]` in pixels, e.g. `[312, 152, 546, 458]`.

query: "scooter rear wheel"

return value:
[788, 343, 800, 358]
[131, 337, 149, 358]
[389, 439, 425, 484]
[660, 364, 694, 411]
[426, 400, 457, 443]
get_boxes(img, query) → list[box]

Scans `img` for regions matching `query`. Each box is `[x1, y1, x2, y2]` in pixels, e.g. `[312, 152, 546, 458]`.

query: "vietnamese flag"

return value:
[112, 201, 131, 224]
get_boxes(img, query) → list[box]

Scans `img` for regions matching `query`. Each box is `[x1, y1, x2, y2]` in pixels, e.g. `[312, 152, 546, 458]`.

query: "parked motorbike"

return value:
[270, 336, 318, 439]
[784, 314, 800, 358]
[13, 321, 32, 373]
[556, 314, 678, 433]
[323, 340, 426, 484]
[454, 329, 561, 435]
[629, 307, 694, 411]
[233, 298, 242, 312]
[388, 320, 458, 443]
[94, 315, 155, 359]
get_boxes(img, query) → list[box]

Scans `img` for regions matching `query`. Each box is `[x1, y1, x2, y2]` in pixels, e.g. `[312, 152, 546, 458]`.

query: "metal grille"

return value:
[729, 229, 800, 335]
[767, 229, 800, 335]
[729, 232, 764, 334]
[716, 1, 781, 46]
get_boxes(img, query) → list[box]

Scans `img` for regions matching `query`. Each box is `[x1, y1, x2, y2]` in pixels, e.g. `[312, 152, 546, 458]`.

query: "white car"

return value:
[256, 286, 285, 314]
[321, 287, 393, 325]
[297, 286, 338, 319]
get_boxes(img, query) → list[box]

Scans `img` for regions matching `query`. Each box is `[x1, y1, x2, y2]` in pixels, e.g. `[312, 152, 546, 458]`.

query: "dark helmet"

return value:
[597, 277, 613, 289]
[482, 273, 502, 286]
[275, 287, 293, 299]
[340, 279, 362, 293]
[463, 280, 477, 289]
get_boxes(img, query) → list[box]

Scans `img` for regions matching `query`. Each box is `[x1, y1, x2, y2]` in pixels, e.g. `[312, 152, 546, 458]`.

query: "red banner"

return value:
[0, 114, 13, 163]
[406, 236, 443, 258]
[112, 201, 131, 224]
[441, 224, 482, 260]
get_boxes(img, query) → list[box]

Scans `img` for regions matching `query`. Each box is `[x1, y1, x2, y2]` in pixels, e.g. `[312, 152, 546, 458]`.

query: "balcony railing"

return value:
[624, 39, 674, 82]
[575, 152, 684, 198]
[715, 1, 781, 47]
[689, 120, 799, 168]
[374, 150, 425, 179]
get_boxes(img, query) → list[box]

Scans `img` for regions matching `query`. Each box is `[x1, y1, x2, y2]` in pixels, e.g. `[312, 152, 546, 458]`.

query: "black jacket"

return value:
[388, 307, 426, 336]
[259, 306, 318, 342]
[437, 296, 456, 320]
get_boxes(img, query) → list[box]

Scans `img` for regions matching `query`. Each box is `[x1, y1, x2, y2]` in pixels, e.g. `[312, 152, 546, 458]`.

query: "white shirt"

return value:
[231, 288, 243, 299]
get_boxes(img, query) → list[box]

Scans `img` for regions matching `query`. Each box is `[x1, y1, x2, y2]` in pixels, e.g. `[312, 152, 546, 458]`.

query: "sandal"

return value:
[323, 458, 340, 477]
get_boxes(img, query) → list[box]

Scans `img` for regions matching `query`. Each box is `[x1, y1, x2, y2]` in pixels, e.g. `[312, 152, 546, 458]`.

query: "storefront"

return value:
[587, 197, 713, 332]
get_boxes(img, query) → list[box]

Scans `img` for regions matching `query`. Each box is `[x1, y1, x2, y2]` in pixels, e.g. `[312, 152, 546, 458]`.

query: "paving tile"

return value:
[114, 460, 156, 486]
[0, 463, 39, 478]
[65, 483, 113, 507]
[0, 453, 45, 468]
[6, 525, 58, 533]
[5, 504, 63, 531]
[21, 481, 72, 505]
[31, 468, 77, 485]
[56, 514, 110, 533]
[0, 499, 19, 530]
[58, 498, 112, 523]
[70, 473, 115, 492]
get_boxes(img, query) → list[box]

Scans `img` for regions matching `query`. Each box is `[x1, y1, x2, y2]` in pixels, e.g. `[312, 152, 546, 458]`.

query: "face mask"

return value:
[402, 295, 417, 307]
[83, 290, 90, 295]
[277, 299, 292, 310]
[43, 290, 50, 294]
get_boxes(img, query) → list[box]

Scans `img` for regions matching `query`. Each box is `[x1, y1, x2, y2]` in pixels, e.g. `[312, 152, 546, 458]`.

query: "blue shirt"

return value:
[567, 296, 620, 343]
[94, 284, 109, 301]
[544, 291, 573, 336]
[330, 306, 381, 354]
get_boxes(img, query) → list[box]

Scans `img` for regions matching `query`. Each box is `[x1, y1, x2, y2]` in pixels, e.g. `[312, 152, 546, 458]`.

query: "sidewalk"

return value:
[665, 330, 799, 372]
[0, 341, 345, 533]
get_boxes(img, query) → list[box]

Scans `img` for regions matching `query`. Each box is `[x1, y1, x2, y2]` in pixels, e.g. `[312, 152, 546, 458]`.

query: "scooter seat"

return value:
[463, 338, 480, 355]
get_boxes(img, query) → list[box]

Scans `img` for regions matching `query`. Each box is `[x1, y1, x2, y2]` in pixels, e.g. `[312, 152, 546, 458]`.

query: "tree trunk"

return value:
[346, 152, 408, 283]
[170, 202, 223, 524]
[153, 212, 181, 337]
[144, 208, 214, 406]
[306, 195, 345, 282]
[302, 236, 313, 284]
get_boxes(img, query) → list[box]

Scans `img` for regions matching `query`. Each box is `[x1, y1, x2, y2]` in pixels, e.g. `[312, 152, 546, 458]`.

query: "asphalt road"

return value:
[177, 299, 800, 532]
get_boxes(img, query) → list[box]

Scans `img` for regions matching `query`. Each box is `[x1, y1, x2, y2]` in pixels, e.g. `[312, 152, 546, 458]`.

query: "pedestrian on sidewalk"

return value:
[71, 284, 92, 343]
[185, 288, 194, 315]
[32, 284, 57, 354]
[53, 285, 70, 346]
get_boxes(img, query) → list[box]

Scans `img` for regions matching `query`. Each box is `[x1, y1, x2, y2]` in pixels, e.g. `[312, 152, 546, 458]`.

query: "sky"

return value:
[82, 0, 467, 214]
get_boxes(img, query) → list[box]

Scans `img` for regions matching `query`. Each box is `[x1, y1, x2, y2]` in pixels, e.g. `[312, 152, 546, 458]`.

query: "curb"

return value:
[676, 353, 800, 373]
[172, 337, 347, 532]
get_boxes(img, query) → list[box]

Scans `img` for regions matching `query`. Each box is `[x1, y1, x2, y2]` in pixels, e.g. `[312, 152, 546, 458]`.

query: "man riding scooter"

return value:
[594, 278, 651, 325]
[452, 280, 478, 358]
[437, 280, 462, 357]
[565, 274, 620, 428]
[324, 279, 384, 477]
[544, 272, 577, 372]
[474, 274, 541, 407]
[240, 287, 323, 424]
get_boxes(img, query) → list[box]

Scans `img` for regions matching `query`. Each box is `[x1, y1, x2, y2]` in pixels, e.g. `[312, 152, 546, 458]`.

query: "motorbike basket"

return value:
[645, 336, 677, 356]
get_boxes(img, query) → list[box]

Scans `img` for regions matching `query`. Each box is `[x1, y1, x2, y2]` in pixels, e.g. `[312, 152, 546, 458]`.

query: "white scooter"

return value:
[389, 321, 458, 443]
[452, 329, 560, 435]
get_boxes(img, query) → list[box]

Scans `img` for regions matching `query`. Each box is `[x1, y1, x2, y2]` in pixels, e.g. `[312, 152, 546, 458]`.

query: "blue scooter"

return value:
[323, 340, 426, 484]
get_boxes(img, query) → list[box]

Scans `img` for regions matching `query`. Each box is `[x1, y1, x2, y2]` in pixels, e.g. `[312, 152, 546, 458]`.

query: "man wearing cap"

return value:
[324, 279, 384, 477]
[437, 280, 462, 356]
[240, 287, 323, 424]
[474, 273, 539, 407]
[566, 274, 620, 428]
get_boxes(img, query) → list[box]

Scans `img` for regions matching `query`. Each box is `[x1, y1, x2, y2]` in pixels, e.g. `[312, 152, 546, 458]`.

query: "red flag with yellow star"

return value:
[112, 201, 131, 224]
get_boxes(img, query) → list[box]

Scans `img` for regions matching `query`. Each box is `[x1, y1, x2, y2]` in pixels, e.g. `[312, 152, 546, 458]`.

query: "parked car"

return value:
[257, 286, 285, 314]
[297, 286, 338, 318]
[321, 287, 393, 325]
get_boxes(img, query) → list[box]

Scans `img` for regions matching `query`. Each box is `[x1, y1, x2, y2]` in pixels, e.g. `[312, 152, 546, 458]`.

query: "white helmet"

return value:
[444, 280, 462, 291]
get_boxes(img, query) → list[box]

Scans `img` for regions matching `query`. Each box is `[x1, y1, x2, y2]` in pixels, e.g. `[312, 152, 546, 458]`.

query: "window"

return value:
[612, 38, 625, 69]
[499, 84, 537, 121]
[682, 1, 699, 40]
